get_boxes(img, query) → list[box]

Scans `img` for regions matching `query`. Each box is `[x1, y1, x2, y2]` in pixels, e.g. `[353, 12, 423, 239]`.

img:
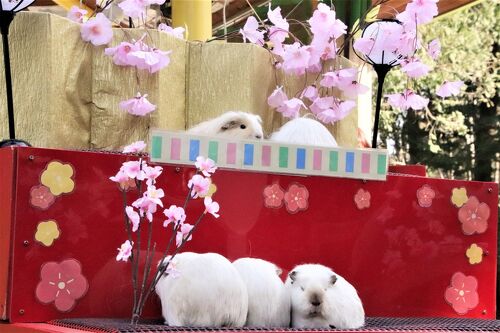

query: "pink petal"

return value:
[54, 292, 76, 312]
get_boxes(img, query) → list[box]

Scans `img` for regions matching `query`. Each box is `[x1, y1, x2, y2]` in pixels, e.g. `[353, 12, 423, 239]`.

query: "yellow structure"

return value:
[172, 0, 213, 41]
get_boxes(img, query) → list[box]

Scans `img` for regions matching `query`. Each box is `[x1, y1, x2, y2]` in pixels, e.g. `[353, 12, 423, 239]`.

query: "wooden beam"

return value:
[374, 0, 480, 19]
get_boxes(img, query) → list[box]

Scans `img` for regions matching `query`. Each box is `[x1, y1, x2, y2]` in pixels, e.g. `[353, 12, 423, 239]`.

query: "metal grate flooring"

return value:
[49, 317, 500, 333]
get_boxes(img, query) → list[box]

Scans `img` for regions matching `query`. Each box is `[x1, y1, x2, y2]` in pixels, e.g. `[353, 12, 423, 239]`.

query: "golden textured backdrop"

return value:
[0, 12, 359, 150]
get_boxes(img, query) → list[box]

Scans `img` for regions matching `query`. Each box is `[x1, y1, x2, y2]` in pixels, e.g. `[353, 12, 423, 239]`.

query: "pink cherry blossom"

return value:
[340, 81, 369, 99]
[310, 96, 334, 115]
[123, 141, 146, 153]
[282, 43, 310, 75]
[277, 98, 305, 119]
[176, 223, 194, 247]
[127, 48, 172, 73]
[300, 86, 318, 102]
[268, 86, 288, 108]
[116, 240, 133, 262]
[158, 23, 185, 39]
[204, 197, 220, 218]
[398, 0, 439, 26]
[436, 81, 464, 98]
[126, 206, 140, 232]
[427, 39, 441, 60]
[80, 13, 113, 46]
[163, 205, 186, 227]
[320, 40, 337, 61]
[353, 36, 375, 55]
[105, 41, 139, 66]
[269, 28, 287, 56]
[444, 272, 479, 315]
[195, 156, 217, 177]
[240, 16, 264, 46]
[316, 100, 356, 124]
[118, 0, 147, 19]
[401, 57, 430, 78]
[144, 165, 163, 186]
[67, 6, 87, 23]
[110, 169, 129, 183]
[188, 174, 211, 198]
[145, 185, 164, 208]
[121, 160, 146, 180]
[386, 89, 429, 111]
[119, 93, 156, 116]
[267, 5, 289, 31]
[320, 68, 357, 88]
[308, 3, 346, 39]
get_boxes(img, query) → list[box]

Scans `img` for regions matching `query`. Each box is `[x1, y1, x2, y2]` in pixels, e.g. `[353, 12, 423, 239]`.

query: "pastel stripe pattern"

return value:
[150, 130, 388, 181]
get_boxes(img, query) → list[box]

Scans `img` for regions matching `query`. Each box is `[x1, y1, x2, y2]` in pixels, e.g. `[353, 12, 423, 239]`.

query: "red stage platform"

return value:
[0, 146, 498, 332]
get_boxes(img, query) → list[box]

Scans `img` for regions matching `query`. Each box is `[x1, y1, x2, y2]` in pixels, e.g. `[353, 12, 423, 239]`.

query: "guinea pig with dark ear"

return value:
[187, 111, 264, 140]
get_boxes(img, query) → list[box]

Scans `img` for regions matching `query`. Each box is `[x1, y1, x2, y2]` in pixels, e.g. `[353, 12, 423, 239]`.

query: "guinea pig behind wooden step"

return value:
[270, 117, 338, 147]
[187, 111, 264, 140]
[232, 258, 290, 327]
[285, 264, 364, 329]
[155, 252, 248, 327]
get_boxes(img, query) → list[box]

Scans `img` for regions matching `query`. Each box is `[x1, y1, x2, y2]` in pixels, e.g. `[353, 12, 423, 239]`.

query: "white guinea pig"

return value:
[270, 117, 338, 147]
[155, 252, 248, 327]
[187, 111, 264, 140]
[285, 264, 365, 329]
[232, 258, 290, 327]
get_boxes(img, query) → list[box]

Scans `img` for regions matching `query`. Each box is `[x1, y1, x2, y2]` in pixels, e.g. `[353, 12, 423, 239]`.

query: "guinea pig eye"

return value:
[240, 124, 246, 129]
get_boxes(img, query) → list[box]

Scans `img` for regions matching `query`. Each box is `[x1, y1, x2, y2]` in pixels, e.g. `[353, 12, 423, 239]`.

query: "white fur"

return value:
[270, 117, 338, 147]
[155, 252, 248, 327]
[285, 264, 364, 329]
[232, 258, 290, 327]
[187, 111, 264, 140]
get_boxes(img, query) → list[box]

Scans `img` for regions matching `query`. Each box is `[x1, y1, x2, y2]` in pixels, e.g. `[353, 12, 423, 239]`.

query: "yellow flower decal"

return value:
[466, 244, 483, 265]
[41, 161, 75, 196]
[200, 183, 217, 198]
[35, 220, 61, 246]
[451, 187, 468, 208]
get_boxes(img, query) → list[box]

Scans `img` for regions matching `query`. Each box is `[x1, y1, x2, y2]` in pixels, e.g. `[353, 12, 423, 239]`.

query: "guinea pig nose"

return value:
[255, 135, 262, 139]
[311, 301, 321, 307]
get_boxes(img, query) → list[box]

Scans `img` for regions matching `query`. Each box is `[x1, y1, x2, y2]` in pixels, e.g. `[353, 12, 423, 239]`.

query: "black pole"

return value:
[371, 64, 391, 149]
[0, 11, 15, 140]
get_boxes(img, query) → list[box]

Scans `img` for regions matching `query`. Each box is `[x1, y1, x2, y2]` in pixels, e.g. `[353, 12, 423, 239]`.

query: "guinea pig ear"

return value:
[289, 270, 297, 283]
[255, 115, 263, 124]
[330, 274, 338, 285]
[220, 120, 239, 132]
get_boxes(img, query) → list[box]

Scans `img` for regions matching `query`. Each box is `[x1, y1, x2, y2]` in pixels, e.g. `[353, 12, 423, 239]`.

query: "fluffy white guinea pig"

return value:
[270, 117, 338, 147]
[187, 111, 264, 140]
[155, 252, 248, 327]
[232, 258, 290, 327]
[285, 264, 365, 329]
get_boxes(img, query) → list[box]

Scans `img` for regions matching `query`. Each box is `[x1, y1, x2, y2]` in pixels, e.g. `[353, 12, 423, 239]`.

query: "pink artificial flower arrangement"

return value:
[110, 144, 220, 323]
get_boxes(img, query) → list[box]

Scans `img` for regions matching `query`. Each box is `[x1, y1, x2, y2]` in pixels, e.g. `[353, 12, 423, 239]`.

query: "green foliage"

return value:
[380, 1, 500, 181]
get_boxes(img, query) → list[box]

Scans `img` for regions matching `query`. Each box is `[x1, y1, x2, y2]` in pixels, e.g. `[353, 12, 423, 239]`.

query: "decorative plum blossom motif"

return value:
[80, 13, 113, 46]
[354, 188, 370, 210]
[416, 185, 435, 208]
[30, 185, 56, 210]
[466, 244, 484, 265]
[458, 196, 490, 235]
[444, 272, 479, 315]
[35, 220, 60, 246]
[67, 6, 87, 23]
[284, 184, 309, 214]
[263, 184, 285, 209]
[451, 187, 468, 208]
[35, 259, 89, 312]
[41, 161, 75, 196]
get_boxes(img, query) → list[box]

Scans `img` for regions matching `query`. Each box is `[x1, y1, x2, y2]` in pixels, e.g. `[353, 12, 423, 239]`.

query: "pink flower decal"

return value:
[263, 184, 285, 209]
[284, 184, 309, 214]
[30, 185, 56, 210]
[417, 185, 435, 208]
[458, 196, 490, 235]
[354, 188, 371, 210]
[444, 272, 479, 315]
[35, 259, 88, 312]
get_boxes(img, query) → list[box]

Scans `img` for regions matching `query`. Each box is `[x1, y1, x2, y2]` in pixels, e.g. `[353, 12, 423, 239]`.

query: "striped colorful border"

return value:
[150, 130, 388, 181]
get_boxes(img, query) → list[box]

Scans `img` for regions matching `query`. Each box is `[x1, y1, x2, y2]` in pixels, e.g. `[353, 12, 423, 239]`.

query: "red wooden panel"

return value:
[3, 147, 498, 323]
[0, 148, 16, 320]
